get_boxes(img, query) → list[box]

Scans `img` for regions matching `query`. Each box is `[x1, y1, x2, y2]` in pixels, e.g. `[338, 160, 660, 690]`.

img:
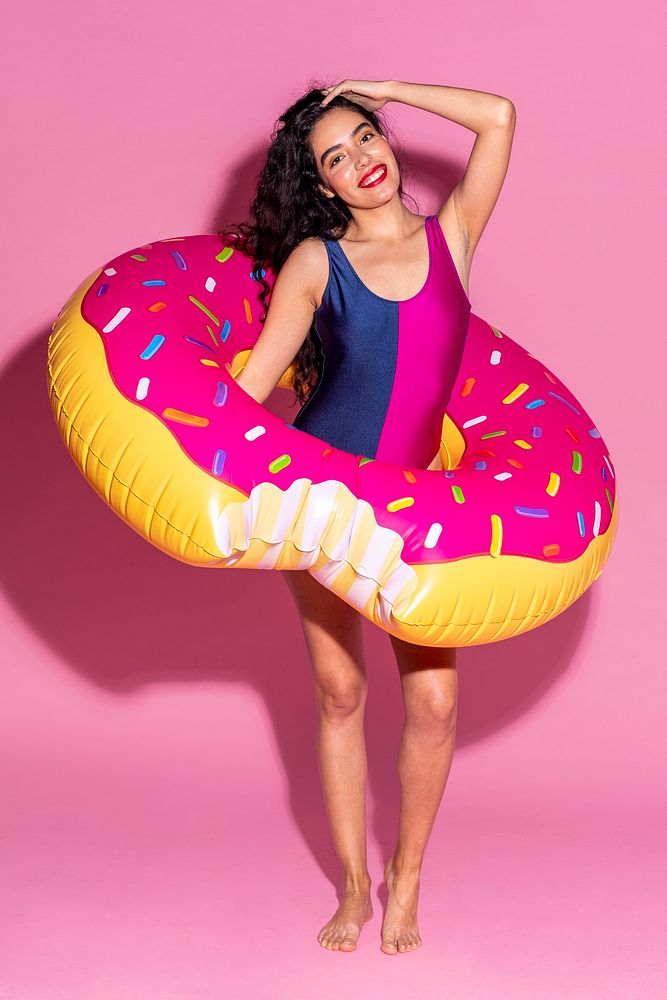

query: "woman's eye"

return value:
[331, 133, 375, 167]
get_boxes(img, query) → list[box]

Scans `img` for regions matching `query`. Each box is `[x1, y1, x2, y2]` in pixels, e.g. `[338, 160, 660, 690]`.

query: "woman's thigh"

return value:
[281, 570, 367, 694]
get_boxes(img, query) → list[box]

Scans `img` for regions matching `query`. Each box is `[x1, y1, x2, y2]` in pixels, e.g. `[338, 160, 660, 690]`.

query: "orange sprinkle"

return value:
[460, 377, 475, 397]
[243, 298, 252, 323]
[148, 302, 167, 312]
[403, 469, 417, 483]
[543, 543, 560, 557]
[506, 458, 523, 469]
[544, 370, 558, 384]
[162, 407, 209, 427]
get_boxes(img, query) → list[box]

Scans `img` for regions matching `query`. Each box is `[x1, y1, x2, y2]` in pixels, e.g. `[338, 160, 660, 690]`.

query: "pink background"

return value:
[1, 1, 664, 997]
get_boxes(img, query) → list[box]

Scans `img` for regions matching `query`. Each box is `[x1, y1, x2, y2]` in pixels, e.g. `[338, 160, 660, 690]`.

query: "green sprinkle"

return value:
[571, 450, 582, 474]
[216, 246, 235, 263]
[605, 487, 613, 512]
[188, 295, 219, 325]
[452, 485, 465, 503]
[359, 456, 374, 466]
[480, 430, 507, 440]
[130, 254, 147, 261]
[269, 454, 291, 474]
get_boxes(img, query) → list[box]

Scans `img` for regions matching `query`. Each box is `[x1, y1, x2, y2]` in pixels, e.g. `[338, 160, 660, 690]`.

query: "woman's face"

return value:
[309, 109, 399, 209]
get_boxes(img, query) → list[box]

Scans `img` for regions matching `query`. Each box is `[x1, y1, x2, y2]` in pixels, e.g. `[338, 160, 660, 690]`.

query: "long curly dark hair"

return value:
[216, 82, 420, 409]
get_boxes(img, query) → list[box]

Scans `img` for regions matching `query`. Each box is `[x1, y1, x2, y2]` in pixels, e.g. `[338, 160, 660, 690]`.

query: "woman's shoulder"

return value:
[281, 236, 330, 312]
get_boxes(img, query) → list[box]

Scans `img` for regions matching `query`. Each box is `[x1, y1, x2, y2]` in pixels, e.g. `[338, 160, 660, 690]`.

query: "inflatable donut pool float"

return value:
[46, 233, 619, 647]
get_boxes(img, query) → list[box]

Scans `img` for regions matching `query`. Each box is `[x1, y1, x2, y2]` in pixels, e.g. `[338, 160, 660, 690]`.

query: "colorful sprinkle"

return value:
[490, 350, 502, 365]
[207, 325, 218, 348]
[605, 487, 613, 512]
[220, 319, 231, 343]
[491, 327, 504, 338]
[135, 377, 150, 400]
[489, 514, 503, 557]
[502, 383, 529, 404]
[148, 301, 167, 313]
[245, 425, 266, 441]
[403, 469, 417, 483]
[140, 334, 165, 359]
[480, 430, 506, 440]
[514, 506, 549, 518]
[215, 246, 235, 263]
[460, 377, 475, 397]
[269, 454, 291, 474]
[102, 306, 131, 333]
[530, 426, 542, 438]
[604, 455, 615, 479]
[130, 254, 148, 262]
[205, 276, 217, 292]
[212, 449, 226, 476]
[142, 279, 166, 286]
[525, 399, 545, 409]
[474, 461, 487, 470]
[494, 472, 512, 481]
[546, 472, 560, 496]
[543, 370, 558, 384]
[547, 390, 580, 414]
[564, 427, 580, 443]
[200, 359, 219, 367]
[451, 485, 465, 504]
[184, 335, 216, 353]
[243, 298, 252, 323]
[543, 543, 560, 557]
[387, 496, 415, 512]
[514, 439, 532, 450]
[359, 456, 374, 466]
[424, 522, 443, 549]
[506, 458, 523, 469]
[593, 500, 601, 537]
[170, 250, 187, 270]
[577, 511, 585, 536]
[162, 407, 209, 427]
[97, 284, 109, 296]
[571, 450, 582, 474]
[103, 267, 117, 276]
[214, 382, 228, 407]
[588, 428, 601, 438]
[188, 295, 219, 325]
[463, 415, 487, 429]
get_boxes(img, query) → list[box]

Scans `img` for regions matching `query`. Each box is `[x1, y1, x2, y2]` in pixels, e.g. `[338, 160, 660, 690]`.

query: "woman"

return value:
[229, 78, 516, 955]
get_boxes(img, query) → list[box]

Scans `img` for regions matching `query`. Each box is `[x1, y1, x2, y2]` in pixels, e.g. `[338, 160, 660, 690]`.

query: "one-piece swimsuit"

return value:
[290, 213, 471, 468]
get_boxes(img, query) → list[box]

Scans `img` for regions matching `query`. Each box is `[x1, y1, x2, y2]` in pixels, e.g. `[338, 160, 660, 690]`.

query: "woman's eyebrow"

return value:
[320, 122, 373, 166]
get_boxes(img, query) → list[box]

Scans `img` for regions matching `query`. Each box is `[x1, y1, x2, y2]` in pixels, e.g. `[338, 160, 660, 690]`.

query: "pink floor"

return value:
[2, 545, 664, 999]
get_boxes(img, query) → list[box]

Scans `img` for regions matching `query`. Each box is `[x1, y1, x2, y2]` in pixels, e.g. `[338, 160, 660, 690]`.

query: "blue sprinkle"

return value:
[514, 506, 549, 518]
[601, 465, 608, 481]
[214, 382, 228, 407]
[142, 279, 167, 286]
[525, 399, 545, 409]
[474, 461, 487, 470]
[184, 335, 216, 353]
[140, 334, 165, 359]
[547, 390, 581, 415]
[444, 470, 456, 478]
[97, 283, 109, 296]
[220, 319, 231, 343]
[212, 449, 227, 476]
[577, 511, 586, 536]
[170, 250, 187, 270]
[530, 426, 542, 438]
[588, 428, 601, 438]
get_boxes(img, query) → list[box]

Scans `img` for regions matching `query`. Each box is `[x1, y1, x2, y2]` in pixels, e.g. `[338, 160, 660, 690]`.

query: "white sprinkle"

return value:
[102, 306, 131, 333]
[603, 454, 615, 479]
[205, 276, 216, 292]
[245, 425, 266, 441]
[490, 350, 502, 365]
[462, 415, 487, 429]
[135, 376, 150, 400]
[592, 500, 601, 537]
[104, 267, 117, 276]
[494, 472, 513, 481]
[424, 522, 443, 549]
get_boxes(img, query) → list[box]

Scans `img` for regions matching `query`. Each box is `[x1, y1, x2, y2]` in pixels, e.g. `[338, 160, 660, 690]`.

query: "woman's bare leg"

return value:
[282, 568, 373, 951]
[381, 636, 458, 955]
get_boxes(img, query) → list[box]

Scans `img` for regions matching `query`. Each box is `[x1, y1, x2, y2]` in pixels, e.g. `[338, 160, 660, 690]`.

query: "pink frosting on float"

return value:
[81, 234, 616, 565]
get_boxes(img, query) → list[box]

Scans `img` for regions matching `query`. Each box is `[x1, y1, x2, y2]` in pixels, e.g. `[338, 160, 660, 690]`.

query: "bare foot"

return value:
[380, 857, 423, 955]
[317, 883, 373, 952]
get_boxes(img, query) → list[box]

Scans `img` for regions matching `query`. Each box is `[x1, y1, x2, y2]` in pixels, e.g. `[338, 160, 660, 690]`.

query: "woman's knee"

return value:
[316, 676, 368, 720]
